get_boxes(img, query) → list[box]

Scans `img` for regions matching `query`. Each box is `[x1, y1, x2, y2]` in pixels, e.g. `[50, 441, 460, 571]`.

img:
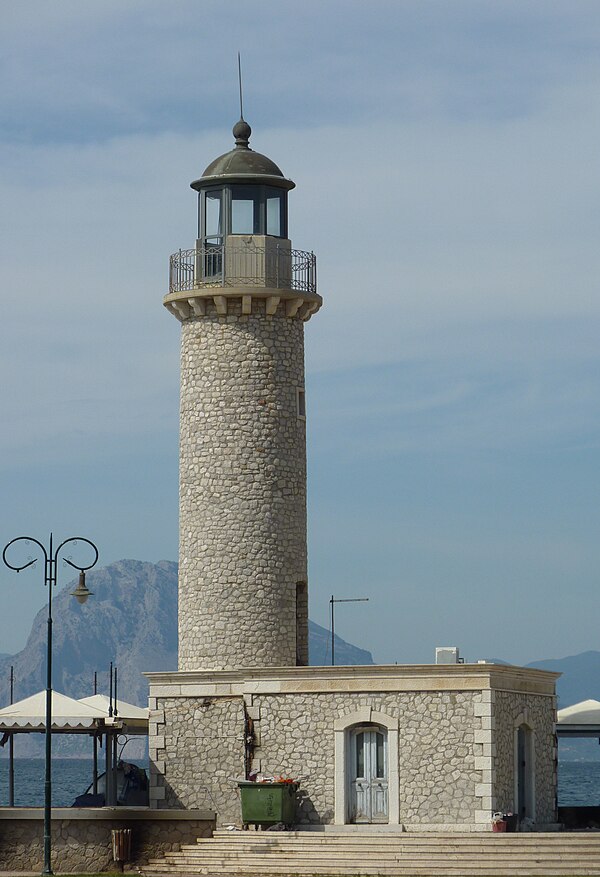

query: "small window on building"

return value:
[297, 387, 306, 419]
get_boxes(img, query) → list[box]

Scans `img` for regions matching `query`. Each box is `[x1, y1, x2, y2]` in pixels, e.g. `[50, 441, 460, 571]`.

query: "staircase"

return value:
[141, 829, 600, 876]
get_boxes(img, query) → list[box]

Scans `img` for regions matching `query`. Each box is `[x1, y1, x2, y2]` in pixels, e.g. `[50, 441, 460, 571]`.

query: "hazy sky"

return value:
[1, 1, 600, 665]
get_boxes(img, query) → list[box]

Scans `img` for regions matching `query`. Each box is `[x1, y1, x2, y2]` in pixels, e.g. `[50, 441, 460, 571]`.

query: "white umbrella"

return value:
[0, 690, 104, 731]
[556, 699, 600, 736]
[78, 694, 149, 734]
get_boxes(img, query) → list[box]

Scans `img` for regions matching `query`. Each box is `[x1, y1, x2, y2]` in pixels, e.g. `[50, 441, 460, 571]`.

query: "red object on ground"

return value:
[492, 820, 507, 833]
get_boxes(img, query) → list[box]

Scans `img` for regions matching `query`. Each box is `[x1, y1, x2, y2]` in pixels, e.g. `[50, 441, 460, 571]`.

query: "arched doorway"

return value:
[334, 709, 399, 825]
[348, 724, 389, 823]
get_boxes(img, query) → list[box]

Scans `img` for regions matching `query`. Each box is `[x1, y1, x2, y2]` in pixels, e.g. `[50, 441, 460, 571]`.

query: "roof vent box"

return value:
[436, 646, 460, 664]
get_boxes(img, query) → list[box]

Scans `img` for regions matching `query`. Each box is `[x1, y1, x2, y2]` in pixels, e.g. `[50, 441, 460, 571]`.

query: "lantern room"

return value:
[191, 118, 295, 247]
[165, 117, 319, 311]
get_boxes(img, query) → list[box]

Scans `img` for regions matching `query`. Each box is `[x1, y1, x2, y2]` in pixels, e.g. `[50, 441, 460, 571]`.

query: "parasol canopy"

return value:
[78, 694, 149, 735]
[0, 690, 104, 732]
[556, 698, 600, 736]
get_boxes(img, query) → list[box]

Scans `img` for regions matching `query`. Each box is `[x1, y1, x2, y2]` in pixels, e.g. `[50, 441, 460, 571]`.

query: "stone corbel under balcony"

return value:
[163, 287, 323, 322]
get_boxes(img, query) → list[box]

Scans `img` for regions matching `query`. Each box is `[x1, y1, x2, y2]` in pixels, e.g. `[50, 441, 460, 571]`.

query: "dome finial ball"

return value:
[233, 118, 252, 148]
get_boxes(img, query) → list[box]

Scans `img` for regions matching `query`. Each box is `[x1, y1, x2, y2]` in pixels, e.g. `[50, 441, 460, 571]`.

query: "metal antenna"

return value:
[238, 51, 244, 120]
[330, 595, 369, 666]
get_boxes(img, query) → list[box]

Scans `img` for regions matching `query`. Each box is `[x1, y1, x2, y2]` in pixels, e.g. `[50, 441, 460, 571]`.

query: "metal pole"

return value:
[93, 671, 98, 796]
[113, 729, 118, 803]
[93, 734, 98, 796]
[108, 662, 117, 805]
[107, 662, 113, 805]
[43, 532, 53, 875]
[112, 666, 119, 803]
[105, 733, 113, 806]
[113, 664, 119, 804]
[330, 595, 335, 667]
[9, 665, 14, 807]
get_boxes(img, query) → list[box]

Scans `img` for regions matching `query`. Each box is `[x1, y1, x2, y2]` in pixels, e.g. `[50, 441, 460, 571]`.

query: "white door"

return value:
[349, 725, 389, 823]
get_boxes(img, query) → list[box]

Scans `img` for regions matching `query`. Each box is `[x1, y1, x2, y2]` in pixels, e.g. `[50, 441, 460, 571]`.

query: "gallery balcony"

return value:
[168, 238, 317, 295]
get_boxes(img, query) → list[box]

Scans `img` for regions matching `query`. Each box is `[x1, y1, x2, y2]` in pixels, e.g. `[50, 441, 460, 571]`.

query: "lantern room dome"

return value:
[191, 118, 295, 192]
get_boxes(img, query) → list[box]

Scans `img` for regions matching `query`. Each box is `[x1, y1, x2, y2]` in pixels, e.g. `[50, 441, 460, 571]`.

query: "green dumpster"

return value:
[238, 781, 298, 827]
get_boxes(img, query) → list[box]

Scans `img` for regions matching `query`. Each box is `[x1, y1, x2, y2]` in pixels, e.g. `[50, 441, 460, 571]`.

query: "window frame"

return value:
[199, 184, 288, 241]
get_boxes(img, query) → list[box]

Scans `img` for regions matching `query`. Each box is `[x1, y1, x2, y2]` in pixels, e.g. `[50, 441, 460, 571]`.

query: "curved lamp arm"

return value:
[55, 537, 99, 573]
[2, 536, 49, 573]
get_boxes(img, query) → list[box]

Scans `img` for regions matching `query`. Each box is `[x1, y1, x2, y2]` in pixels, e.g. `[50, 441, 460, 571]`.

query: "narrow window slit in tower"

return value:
[297, 387, 306, 419]
[296, 581, 308, 666]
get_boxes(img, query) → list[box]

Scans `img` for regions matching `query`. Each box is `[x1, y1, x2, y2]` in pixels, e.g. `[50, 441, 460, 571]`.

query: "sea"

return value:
[0, 758, 599, 808]
[0, 758, 148, 807]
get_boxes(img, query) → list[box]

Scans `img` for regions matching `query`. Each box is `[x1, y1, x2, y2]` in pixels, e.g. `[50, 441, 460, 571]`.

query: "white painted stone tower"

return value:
[164, 118, 322, 671]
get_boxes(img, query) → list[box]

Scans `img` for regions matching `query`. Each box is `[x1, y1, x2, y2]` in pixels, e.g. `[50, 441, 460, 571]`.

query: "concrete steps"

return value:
[140, 829, 600, 876]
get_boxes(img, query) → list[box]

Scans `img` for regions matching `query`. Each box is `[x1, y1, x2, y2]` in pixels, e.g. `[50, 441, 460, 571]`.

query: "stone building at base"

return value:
[147, 663, 558, 831]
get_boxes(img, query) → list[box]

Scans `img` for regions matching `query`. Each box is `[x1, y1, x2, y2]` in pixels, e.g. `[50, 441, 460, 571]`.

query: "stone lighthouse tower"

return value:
[164, 118, 322, 672]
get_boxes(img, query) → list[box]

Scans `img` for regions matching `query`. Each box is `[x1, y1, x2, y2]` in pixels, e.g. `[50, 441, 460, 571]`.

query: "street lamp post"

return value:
[3, 534, 98, 876]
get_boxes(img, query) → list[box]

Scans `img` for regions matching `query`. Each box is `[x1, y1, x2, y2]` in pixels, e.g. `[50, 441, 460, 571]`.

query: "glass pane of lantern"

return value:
[205, 192, 222, 237]
[267, 196, 281, 236]
[232, 197, 255, 234]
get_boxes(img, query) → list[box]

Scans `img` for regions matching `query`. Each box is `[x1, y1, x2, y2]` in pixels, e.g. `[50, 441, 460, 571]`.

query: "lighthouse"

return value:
[147, 118, 557, 834]
[164, 117, 322, 671]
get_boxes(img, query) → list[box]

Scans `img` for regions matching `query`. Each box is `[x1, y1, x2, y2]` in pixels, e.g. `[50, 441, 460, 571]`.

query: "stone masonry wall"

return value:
[252, 691, 483, 827]
[493, 690, 557, 824]
[178, 298, 308, 670]
[0, 814, 214, 873]
[151, 695, 246, 820]
[152, 689, 497, 828]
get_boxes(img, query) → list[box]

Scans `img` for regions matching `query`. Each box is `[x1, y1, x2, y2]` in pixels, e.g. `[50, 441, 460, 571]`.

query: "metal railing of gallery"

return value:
[169, 243, 317, 294]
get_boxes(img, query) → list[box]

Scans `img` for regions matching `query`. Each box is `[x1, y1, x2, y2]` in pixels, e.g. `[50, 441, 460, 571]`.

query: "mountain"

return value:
[0, 559, 373, 712]
[527, 651, 600, 708]
[3, 557, 599, 711]
[0, 560, 179, 712]
[4, 557, 600, 761]
[308, 621, 373, 666]
[525, 652, 600, 762]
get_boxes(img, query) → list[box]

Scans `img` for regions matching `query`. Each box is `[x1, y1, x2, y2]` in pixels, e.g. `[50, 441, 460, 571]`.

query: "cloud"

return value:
[2, 1, 600, 663]
[2, 67, 600, 469]
[2, 1, 600, 143]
